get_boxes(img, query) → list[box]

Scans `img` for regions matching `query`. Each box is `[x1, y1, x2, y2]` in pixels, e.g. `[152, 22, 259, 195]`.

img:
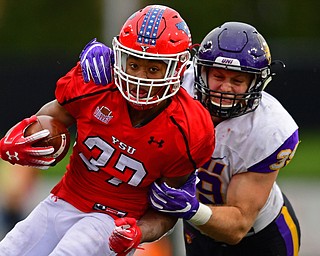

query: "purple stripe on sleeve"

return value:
[248, 129, 299, 173]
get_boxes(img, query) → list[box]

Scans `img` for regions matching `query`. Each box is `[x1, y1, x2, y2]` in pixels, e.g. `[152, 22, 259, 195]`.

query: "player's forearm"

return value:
[137, 209, 177, 243]
[195, 204, 255, 245]
[36, 100, 75, 127]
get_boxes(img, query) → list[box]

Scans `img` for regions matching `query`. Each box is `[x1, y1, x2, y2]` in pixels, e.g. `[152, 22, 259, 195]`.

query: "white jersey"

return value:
[182, 64, 299, 233]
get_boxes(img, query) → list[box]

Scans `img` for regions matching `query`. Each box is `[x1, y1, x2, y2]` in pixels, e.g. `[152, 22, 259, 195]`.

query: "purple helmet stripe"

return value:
[275, 206, 300, 256]
[137, 7, 165, 45]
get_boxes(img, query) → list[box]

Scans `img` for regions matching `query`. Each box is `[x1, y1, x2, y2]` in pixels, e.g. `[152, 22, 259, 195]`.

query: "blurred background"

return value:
[0, 0, 319, 255]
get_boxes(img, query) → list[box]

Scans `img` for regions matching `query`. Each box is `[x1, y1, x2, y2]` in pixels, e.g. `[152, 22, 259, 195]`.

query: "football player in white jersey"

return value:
[150, 22, 301, 256]
[79, 21, 301, 256]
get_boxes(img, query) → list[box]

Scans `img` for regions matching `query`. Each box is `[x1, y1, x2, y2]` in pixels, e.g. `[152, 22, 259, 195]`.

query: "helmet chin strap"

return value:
[248, 75, 257, 91]
[128, 99, 171, 127]
[249, 72, 272, 93]
[261, 76, 272, 91]
[128, 100, 159, 111]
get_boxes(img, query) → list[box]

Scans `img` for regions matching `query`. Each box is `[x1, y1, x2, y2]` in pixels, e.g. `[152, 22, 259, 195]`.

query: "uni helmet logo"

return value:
[137, 6, 165, 46]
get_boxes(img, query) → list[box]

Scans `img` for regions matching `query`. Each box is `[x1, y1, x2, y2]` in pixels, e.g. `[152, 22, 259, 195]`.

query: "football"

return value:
[24, 115, 71, 164]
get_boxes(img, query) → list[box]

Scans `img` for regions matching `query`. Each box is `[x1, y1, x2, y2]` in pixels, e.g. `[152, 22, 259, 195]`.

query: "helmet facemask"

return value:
[113, 37, 190, 110]
[195, 59, 271, 118]
[194, 22, 273, 119]
[113, 5, 192, 110]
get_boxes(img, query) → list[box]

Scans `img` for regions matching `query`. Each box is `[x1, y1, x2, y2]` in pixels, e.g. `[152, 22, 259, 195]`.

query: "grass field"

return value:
[279, 129, 320, 179]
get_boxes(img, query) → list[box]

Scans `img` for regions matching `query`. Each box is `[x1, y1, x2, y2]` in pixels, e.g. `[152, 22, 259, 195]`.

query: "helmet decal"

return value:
[137, 6, 165, 46]
[257, 34, 271, 64]
[214, 56, 241, 69]
[176, 21, 190, 36]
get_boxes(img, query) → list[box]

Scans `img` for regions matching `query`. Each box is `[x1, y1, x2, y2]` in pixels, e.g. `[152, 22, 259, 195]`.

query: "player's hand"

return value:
[0, 115, 55, 169]
[150, 172, 212, 225]
[79, 38, 114, 86]
[149, 172, 200, 220]
[109, 217, 143, 256]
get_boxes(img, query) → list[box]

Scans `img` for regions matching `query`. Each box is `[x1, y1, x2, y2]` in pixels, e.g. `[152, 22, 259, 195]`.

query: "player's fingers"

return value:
[99, 56, 108, 85]
[149, 189, 167, 209]
[26, 146, 55, 156]
[83, 49, 99, 84]
[92, 57, 102, 84]
[24, 129, 50, 143]
[29, 157, 55, 166]
[123, 217, 137, 227]
[82, 60, 91, 83]
[102, 49, 112, 81]
[28, 165, 50, 170]
[23, 115, 38, 126]
[115, 217, 130, 227]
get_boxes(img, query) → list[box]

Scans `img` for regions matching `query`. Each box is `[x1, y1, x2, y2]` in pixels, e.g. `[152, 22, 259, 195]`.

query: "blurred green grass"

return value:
[279, 129, 320, 179]
[44, 129, 320, 180]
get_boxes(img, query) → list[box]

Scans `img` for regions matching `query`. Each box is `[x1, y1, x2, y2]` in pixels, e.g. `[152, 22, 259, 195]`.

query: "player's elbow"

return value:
[219, 228, 249, 245]
[224, 233, 244, 245]
[203, 227, 247, 245]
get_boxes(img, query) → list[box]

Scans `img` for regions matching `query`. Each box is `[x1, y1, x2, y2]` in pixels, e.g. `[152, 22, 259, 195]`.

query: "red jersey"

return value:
[51, 63, 215, 219]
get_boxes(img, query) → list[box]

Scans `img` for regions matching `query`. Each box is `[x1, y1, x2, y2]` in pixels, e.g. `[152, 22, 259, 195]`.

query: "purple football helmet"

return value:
[195, 22, 273, 118]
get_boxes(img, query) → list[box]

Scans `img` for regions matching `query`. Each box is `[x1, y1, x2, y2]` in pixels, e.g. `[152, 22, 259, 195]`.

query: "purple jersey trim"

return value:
[248, 129, 299, 173]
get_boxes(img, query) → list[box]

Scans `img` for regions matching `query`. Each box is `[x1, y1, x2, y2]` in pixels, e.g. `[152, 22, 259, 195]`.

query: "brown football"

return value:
[24, 115, 71, 164]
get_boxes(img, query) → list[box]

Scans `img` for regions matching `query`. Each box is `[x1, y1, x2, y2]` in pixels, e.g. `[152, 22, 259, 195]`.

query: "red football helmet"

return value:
[112, 5, 192, 109]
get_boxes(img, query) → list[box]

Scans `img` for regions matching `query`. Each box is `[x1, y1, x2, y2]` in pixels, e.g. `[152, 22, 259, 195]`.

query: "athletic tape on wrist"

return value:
[189, 203, 212, 226]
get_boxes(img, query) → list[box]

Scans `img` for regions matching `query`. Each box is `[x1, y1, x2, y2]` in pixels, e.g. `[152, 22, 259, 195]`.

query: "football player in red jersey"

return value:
[80, 22, 301, 256]
[0, 5, 214, 256]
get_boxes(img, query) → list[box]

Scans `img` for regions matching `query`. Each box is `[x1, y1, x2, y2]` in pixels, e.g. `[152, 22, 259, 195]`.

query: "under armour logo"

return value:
[148, 136, 164, 148]
[6, 151, 19, 161]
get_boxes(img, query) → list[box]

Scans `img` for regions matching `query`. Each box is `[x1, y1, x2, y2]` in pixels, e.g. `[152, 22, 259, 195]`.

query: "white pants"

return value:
[0, 194, 135, 256]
